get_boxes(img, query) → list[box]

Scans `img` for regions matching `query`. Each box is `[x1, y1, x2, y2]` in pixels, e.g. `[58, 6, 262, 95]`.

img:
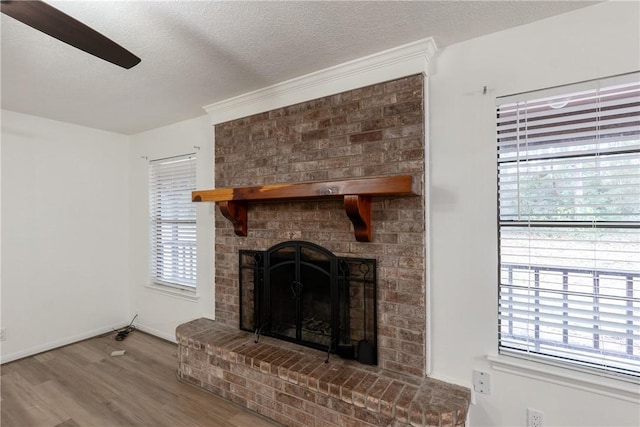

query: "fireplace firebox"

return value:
[239, 241, 377, 364]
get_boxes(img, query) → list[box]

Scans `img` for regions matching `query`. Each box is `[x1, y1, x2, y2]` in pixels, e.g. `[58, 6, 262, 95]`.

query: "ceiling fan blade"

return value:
[1, 0, 141, 69]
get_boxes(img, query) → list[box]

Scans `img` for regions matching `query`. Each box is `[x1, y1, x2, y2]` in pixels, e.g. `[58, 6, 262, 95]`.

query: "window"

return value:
[496, 73, 640, 378]
[149, 154, 197, 290]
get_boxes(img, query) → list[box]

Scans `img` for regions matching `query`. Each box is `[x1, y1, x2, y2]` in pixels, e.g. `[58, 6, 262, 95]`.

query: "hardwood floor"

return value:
[1, 330, 280, 427]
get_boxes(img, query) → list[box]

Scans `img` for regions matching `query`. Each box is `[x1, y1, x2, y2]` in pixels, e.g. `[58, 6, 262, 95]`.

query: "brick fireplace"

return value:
[177, 74, 470, 426]
[213, 73, 428, 377]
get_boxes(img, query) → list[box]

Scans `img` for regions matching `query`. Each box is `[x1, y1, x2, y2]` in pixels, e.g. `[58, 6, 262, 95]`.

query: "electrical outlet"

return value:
[0, 328, 6, 341]
[472, 370, 490, 394]
[527, 408, 544, 427]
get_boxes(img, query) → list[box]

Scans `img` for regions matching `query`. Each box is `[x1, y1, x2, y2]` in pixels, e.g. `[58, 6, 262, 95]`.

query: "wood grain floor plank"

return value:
[1, 373, 68, 427]
[1, 331, 281, 427]
[2, 355, 56, 387]
[34, 379, 117, 427]
[53, 418, 81, 427]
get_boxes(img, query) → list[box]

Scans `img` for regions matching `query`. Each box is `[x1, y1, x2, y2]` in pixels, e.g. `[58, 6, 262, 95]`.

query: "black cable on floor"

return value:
[114, 314, 138, 341]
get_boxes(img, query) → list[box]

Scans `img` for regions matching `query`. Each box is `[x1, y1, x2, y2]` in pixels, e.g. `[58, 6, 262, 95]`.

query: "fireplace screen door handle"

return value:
[290, 281, 303, 299]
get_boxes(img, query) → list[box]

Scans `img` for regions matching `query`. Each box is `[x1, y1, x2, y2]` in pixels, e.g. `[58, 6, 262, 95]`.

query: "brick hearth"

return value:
[177, 319, 470, 427]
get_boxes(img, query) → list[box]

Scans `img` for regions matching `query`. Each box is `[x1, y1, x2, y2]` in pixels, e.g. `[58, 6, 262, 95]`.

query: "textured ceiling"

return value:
[1, 1, 600, 135]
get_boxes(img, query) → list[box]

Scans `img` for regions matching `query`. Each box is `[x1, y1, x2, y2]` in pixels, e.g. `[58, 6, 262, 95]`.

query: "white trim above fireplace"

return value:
[202, 37, 437, 125]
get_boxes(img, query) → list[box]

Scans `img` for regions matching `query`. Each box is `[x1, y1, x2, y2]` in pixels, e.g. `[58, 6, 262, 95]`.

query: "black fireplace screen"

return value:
[239, 241, 377, 364]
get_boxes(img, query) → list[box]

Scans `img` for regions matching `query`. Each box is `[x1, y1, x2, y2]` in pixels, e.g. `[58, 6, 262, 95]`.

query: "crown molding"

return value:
[203, 37, 437, 125]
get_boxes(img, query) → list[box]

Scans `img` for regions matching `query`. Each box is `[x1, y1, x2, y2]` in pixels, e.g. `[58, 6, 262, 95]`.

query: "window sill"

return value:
[145, 283, 200, 302]
[487, 354, 639, 403]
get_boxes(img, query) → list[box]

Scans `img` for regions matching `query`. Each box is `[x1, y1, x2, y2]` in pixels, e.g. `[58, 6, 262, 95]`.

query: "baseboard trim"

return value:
[0, 321, 128, 364]
[134, 323, 178, 344]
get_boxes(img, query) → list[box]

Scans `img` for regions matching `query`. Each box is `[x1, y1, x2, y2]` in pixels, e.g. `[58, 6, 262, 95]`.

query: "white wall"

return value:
[128, 115, 214, 342]
[429, 2, 640, 426]
[0, 110, 131, 362]
[1, 111, 214, 359]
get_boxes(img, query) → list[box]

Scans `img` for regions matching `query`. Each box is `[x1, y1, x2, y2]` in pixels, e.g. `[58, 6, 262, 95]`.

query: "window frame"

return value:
[495, 73, 640, 381]
[148, 153, 197, 292]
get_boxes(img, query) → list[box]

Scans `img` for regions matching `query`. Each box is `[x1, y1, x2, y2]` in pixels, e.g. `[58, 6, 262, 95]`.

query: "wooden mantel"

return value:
[192, 175, 420, 242]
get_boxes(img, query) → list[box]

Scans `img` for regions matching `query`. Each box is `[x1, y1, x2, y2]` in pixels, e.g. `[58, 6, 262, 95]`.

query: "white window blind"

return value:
[149, 154, 197, 290]
[496, 73, 640, 378]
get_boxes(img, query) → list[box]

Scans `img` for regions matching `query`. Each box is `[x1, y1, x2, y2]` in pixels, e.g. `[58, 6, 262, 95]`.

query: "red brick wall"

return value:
[213, 74, 426, 377]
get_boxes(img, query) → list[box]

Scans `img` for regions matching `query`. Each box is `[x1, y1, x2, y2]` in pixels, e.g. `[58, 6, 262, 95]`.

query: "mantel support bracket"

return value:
[344, 195, 372, 242]
[219, 201, 248, 237]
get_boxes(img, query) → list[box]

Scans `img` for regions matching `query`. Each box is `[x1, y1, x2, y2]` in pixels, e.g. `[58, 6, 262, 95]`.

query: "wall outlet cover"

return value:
[472, 370, 490, 394]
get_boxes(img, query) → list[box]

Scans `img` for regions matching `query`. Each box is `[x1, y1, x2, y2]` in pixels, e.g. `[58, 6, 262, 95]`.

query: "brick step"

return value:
[177, 319, 469, 427]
